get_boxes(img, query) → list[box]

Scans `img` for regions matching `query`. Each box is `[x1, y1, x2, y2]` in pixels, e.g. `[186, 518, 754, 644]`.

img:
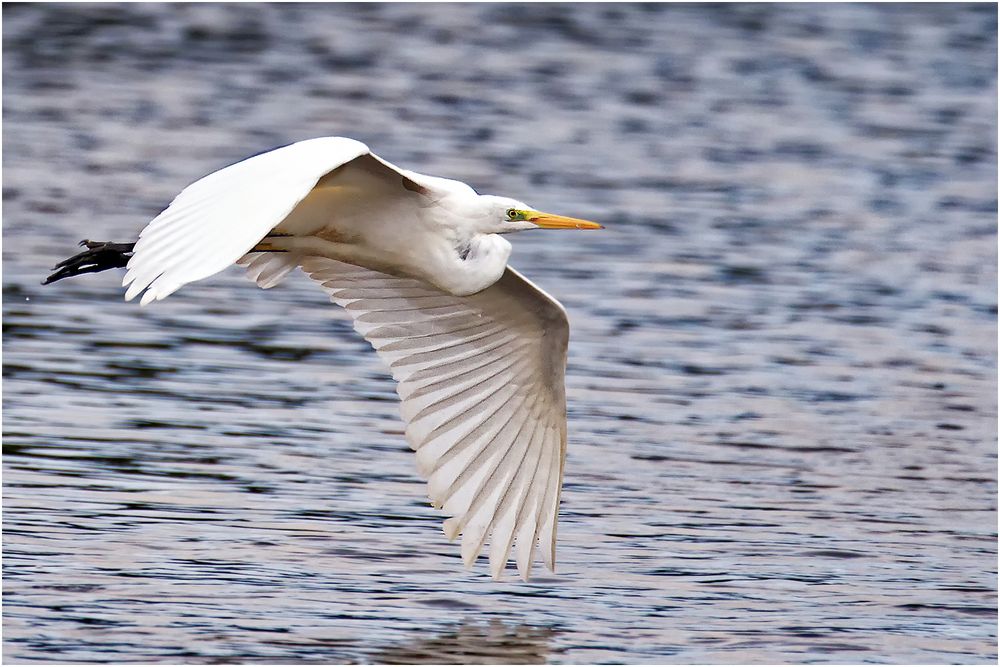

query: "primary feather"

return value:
[124, 137, 371, 304]
[300, 259, 568, 580]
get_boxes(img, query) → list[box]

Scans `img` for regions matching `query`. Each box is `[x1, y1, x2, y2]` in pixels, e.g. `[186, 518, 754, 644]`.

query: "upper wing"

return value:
[300, 257, 569, 581]
[122, 137, 432, 306]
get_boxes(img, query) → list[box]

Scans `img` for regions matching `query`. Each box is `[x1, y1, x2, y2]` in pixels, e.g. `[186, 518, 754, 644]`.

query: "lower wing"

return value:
[299, 258, 569, 581]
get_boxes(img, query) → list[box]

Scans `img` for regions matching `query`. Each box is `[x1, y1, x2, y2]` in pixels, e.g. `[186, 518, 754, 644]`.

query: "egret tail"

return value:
[43, 240, 135, 285]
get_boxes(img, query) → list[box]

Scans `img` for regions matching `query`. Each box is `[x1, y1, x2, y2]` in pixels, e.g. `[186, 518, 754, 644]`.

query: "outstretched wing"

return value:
[122, 137, 429, 306]
[300, 257, 569, 581]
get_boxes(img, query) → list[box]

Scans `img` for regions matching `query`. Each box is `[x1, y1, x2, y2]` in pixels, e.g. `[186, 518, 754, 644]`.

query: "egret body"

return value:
[45, 137, 602, 581]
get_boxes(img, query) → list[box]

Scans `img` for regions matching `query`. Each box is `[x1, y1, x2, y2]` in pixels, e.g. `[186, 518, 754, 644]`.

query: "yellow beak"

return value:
[528, 211, 604, 230]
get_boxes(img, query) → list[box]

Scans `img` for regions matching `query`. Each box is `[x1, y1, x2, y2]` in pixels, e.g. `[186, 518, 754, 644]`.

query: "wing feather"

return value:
[406, 372, 526, 452]
[300, 257, 569, 580]
[379, 321, 500, 355]
[513, 422, 553, 578]
[516, 422, 560, 577]
[447, 391, 542, 534]
[490, 415, 548, 578]
[238, 252, 303, 289]
[403, 352, 522, 403]
[537, 421, 564, 571]
[416, 381, 530, 481]
[427, 389, 529, 479]
[123, 137, 372, 304]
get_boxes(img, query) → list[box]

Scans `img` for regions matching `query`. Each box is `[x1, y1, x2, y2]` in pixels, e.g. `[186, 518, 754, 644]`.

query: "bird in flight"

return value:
[44, 137, 603, 581]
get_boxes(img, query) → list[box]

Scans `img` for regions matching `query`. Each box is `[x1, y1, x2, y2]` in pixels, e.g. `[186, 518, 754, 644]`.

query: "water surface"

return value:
[3, 4, 997, 663]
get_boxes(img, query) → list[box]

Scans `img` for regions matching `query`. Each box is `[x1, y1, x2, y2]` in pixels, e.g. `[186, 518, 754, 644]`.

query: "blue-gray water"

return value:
[3, 3, 997, 663]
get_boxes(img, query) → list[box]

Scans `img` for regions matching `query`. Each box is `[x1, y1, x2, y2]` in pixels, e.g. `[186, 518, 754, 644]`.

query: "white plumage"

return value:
[115, 137, 602, 580]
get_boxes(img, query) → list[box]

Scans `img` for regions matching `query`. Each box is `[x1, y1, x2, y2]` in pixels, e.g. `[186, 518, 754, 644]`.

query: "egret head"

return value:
[479, 195, 604, 234]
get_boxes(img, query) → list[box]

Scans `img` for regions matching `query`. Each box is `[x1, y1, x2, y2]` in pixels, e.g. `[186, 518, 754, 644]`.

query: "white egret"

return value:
[44, 137, 603, 581]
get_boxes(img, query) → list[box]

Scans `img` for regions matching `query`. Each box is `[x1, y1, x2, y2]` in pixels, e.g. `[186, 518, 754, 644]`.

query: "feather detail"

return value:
[300, 257, 569, 580]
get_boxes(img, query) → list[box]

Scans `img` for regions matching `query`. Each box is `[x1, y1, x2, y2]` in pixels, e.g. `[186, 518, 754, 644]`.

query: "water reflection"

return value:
[370, 620, 557, 665]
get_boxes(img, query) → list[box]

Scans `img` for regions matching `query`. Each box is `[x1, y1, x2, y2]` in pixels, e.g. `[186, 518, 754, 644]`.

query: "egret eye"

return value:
[506, 208, 518, 220]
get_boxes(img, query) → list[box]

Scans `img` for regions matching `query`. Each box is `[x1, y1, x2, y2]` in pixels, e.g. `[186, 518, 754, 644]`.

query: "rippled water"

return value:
[3, 3, 997, 663]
